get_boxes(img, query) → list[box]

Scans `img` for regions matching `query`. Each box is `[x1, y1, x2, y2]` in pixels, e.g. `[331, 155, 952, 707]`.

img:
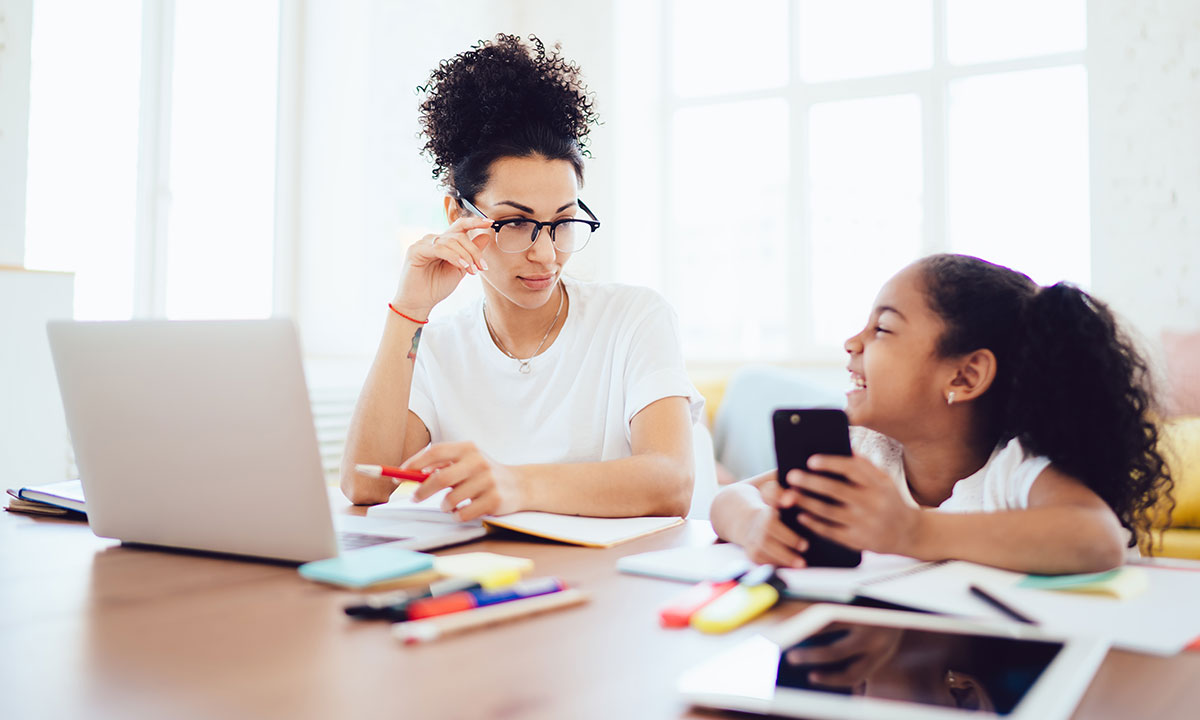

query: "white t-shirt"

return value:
[409, 278, 704, 466]
[850, 427, 1050, 512]
[852, 427, 1138, 556]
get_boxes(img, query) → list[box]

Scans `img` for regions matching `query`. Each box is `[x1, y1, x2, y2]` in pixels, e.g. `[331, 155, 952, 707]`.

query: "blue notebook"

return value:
[298, 544, 435, 589]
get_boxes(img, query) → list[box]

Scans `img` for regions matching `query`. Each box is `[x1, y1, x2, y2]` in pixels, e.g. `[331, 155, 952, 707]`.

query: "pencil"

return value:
[393, 588, 589, 644]
[969, 584, 1038, 625]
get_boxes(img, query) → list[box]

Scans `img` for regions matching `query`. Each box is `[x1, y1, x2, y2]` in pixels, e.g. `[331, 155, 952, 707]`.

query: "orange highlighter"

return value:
[658, 579, 740, 628]
[690, 565, 784, 634]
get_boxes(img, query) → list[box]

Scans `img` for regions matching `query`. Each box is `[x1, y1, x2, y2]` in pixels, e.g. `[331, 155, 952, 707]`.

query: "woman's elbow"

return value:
[660, 464, 694, 518]
[339, 474, 387, 506]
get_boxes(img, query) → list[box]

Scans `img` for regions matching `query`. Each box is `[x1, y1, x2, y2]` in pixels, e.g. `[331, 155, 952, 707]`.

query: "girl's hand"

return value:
[785, 454, 922, 556]
[390, 218, 495, 317]
[401, 442, 524, 521]
[733, 472, 810, 568]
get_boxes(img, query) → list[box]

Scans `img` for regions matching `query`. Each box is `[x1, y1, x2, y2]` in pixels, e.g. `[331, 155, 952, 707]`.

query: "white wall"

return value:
[1089, 0, 1200, 349]
[0, 0, 33, 264]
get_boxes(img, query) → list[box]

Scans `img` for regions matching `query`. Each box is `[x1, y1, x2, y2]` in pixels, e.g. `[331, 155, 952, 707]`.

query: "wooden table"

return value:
[2, 507, 1199, 720]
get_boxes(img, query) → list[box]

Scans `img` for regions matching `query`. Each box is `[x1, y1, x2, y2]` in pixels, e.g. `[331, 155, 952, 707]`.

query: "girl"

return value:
[710, 254, 1173, 574]
[341, 35, 702, 518]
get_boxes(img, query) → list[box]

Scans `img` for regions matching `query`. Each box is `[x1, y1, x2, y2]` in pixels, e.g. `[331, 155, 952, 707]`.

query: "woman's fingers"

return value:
[455, 489, 500, 522]
[440, 473, 492, 513]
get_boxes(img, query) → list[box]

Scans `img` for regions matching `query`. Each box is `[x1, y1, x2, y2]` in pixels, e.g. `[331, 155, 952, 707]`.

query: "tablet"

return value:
[678, 604, 1108, 720]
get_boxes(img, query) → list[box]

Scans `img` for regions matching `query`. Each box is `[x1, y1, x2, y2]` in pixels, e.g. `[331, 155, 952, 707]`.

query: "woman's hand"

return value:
[785, 454, 922, 556]
[730, 472, 810, 568]
[781, 622, 905, 691]
[390, 217, 495, 317]
[401, 442, 525, 521]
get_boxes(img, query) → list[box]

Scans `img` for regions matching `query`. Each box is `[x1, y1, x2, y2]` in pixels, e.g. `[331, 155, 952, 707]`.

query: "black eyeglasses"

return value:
[458, 197, 601, 253]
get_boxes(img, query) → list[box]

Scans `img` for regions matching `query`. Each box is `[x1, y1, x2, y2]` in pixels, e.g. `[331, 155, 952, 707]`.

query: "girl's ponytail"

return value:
[1006, 283, 1172, 550]
[919, 254, 1173, 552]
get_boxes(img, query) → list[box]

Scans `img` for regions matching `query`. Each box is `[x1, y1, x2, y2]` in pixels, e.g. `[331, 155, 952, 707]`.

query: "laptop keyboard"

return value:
[337, 531, 408, 551]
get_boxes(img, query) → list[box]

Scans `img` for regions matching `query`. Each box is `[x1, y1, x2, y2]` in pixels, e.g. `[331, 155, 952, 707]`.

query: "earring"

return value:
[946, 391, 956, 406]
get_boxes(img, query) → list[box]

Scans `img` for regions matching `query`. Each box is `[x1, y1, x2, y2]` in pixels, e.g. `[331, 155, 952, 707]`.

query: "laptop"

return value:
[46, 318, 487, 563]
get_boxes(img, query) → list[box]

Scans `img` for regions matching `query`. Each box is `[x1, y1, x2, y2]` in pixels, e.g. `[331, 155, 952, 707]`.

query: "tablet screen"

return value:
[776, 621, 1063, 715]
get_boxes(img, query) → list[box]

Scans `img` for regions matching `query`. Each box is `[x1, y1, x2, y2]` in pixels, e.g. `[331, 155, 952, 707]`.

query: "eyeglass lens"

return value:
[495, 220, 593, 253]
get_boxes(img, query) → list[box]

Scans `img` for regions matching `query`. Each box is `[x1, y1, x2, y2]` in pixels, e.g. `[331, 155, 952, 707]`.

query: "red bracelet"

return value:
[388, 303, 429, 324]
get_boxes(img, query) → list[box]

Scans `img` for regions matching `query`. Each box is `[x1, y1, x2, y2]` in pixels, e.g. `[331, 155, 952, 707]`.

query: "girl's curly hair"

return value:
[416, 34, 599, 200]
[919, 254, 1174, 554]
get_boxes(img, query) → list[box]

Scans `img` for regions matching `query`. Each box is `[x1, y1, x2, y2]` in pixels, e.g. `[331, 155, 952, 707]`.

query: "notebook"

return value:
[12, 479, 86, 513]
[374, 486, 684, 548]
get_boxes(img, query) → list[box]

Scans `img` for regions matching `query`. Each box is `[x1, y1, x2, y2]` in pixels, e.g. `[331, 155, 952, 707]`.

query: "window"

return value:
[652, 0, 1090, 362]
[24, 0, 281, 321]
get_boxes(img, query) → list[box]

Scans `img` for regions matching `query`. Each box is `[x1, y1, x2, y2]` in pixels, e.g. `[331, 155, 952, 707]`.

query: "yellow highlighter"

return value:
[690, 564, 784, 634]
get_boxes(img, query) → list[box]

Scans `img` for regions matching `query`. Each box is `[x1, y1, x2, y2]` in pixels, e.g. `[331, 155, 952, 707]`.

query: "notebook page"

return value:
[484, 512, 683, 547]
[777, 552, 929, 602]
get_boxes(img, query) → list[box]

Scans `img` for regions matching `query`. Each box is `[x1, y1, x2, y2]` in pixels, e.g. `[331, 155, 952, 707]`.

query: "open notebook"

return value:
[370, 486, 683, 548]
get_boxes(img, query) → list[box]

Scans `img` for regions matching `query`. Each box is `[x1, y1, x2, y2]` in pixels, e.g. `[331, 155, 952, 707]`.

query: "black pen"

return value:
[344, 577, 482, 620]
[969, 583, 1038, 625]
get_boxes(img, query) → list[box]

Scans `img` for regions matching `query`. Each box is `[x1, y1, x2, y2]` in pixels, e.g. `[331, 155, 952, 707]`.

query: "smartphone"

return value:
[772, 408, 862, 568]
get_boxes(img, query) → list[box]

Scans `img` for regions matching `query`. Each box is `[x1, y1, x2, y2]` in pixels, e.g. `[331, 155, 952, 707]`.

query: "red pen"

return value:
[354, 464, 430, 483]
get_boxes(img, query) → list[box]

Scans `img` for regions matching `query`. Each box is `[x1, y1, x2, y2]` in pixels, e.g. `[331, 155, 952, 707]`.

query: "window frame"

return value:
[657, 0, 1088, 364]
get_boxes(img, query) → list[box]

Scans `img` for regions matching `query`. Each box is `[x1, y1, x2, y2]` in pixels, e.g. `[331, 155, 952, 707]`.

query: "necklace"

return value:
[483, 282, 565, 374]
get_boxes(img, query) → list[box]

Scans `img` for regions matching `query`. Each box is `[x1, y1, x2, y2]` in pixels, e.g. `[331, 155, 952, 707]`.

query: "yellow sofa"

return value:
[694, 376, 1200, 560]
[1155, 416, 1200, 559]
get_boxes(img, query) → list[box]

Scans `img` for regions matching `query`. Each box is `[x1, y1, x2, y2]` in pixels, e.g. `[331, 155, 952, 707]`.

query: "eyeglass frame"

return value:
[456, 196, 601, 253]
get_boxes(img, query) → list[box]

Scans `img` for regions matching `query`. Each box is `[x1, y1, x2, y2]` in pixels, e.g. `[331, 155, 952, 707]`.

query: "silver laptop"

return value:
[46, 318, 486, 563]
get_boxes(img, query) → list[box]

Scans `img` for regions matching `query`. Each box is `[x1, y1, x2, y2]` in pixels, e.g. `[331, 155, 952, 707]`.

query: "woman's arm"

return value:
[405, 396, 696, 518]
[792, 455, 1128, 574]
[340, 216, 493, 505]
[339, 314, 432, 505]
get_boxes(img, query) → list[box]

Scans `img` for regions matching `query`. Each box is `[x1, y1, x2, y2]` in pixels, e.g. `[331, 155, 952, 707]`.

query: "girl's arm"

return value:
[905, 466, 1128, 574]
[791, 455, 1128, 574]
[404, 396, 696, 518]
[708, 471, 810, 567]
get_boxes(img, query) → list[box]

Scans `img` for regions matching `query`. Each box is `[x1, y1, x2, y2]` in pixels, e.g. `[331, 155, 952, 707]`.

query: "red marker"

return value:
[354, 464, 430, 483]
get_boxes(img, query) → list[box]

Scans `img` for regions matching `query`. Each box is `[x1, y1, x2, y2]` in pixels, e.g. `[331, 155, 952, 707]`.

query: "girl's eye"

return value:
[874, 326, 889, 335]
[505, 219, 532, 230]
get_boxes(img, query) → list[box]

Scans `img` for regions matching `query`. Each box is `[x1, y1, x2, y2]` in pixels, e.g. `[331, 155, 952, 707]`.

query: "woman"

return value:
[341, 35, 701, 519]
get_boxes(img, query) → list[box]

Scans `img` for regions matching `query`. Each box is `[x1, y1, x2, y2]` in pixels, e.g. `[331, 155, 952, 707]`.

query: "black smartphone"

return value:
[772, 408, 862, 568]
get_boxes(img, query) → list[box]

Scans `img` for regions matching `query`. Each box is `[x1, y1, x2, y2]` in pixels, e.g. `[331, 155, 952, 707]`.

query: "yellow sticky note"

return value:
[434, 552, 534, 588]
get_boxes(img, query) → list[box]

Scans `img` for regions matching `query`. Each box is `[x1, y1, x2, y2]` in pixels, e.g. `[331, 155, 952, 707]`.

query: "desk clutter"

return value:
[619, 543, 1200, 656]
[301, 548, 587, 645]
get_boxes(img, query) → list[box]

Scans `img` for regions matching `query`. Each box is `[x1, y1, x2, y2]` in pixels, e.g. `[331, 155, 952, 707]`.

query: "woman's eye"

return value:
[505, 219, 532, 230]
[874, 326, 889, 335]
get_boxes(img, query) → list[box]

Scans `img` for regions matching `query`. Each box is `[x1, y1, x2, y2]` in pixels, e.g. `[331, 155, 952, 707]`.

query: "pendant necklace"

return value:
[483, 282, 565, 374]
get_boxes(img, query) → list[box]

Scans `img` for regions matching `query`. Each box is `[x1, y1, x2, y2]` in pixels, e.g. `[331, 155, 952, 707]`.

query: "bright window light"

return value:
[947, 0, 1086, 65]
[670, 0, 789, 98]
[164, 0, 279, 319]
[24, 0, 142, 320]
[799, 0, 933, 82]
[947, 66, 1091, 287]
[809, 94, 924, 347]
[668, 99, 790, 359]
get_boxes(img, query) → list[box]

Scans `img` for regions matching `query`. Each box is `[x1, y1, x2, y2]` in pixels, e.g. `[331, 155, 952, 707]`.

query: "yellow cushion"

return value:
[1155, 528, 1200, 560]
[1160, 416, 1200, 528]
[691, 376, 728, 428]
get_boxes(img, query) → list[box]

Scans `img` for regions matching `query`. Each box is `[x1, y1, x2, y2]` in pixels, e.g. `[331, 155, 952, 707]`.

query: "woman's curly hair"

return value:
[416, 34, 599, 199]
[919, 254, 1174, 554]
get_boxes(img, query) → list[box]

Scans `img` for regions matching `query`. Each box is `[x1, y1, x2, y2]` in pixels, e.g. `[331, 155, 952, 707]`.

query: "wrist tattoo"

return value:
[407, 326, 422, 362]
